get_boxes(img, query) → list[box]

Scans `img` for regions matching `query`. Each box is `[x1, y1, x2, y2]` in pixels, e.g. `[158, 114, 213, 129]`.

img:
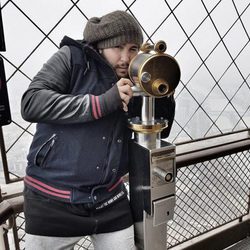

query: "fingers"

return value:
[122, 101, 128, 112]
[116, 78, 133, 109]
[117, 78, 133, 87]
[119, 87, 132, 104]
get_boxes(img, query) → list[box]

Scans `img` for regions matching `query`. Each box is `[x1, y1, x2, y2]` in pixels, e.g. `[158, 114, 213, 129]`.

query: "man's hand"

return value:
[116, 78, 133, 112]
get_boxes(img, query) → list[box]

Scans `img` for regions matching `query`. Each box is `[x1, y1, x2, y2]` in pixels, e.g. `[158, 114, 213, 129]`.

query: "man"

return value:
[21, 10, 175, 250]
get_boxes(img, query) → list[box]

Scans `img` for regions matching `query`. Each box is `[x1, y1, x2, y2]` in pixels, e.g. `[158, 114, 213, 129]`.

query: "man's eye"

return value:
[131, 47, 139, 52]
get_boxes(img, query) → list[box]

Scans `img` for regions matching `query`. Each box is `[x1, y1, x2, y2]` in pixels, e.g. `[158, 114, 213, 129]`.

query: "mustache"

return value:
[115, 63, 129, 69]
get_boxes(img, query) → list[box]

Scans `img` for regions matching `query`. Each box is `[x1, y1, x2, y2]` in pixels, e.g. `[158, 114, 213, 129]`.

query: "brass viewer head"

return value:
[129, 40, 180, 98]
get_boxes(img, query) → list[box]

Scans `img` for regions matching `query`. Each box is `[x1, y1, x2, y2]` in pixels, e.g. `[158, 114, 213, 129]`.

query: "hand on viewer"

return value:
[116, 78, 133, 112]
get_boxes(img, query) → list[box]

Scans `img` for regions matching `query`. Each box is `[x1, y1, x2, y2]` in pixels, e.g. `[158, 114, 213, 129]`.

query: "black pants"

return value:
[24, 187, 133, 237]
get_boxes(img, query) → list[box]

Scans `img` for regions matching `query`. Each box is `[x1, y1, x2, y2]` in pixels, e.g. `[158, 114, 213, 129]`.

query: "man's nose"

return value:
[120, 51, 130, 63]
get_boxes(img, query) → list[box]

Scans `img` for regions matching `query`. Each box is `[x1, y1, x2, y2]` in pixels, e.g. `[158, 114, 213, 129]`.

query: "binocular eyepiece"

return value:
[141, 40, 167, 53]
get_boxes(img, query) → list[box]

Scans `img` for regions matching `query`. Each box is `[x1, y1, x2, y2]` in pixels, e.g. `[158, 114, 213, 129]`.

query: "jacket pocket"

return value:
[34, 133, 57, 168]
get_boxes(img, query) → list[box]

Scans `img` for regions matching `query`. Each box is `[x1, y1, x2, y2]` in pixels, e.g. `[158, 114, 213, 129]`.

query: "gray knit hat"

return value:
[83, 10, 143, 49]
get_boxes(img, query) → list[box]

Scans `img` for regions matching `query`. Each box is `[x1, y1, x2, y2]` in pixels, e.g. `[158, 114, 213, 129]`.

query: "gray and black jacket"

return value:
[21, 36, 175, 205]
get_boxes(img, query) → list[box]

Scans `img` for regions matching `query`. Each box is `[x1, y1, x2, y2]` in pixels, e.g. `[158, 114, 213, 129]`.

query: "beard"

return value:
[115, 63, 129, 78]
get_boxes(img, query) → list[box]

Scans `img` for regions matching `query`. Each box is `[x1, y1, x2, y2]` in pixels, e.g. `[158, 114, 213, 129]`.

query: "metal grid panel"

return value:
[167, 150, 250, 248]
[15, 213, 25, 249]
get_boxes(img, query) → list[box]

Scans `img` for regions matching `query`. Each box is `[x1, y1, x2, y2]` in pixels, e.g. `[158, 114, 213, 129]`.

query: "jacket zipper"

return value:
[34, 133, 57, 167]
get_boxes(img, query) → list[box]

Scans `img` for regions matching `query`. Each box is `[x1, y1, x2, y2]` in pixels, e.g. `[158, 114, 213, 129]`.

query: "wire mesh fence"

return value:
[167, 150, 250, 248]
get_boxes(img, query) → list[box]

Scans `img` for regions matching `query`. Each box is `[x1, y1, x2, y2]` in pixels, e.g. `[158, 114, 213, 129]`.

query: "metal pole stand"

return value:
[128, 40, 180, 249]
[128, 96, 176, 250]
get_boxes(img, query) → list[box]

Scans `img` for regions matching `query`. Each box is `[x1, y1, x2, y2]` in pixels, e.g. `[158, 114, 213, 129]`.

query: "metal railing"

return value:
[168, 129, 250, 249]
[0, 129, 249, 249]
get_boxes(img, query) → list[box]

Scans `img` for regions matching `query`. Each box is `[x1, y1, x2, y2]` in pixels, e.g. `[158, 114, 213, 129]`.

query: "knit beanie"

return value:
[83, 10, 143, 49]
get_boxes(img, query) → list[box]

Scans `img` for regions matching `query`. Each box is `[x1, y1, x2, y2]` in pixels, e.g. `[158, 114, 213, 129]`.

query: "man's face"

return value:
[102, 43, 139, 78]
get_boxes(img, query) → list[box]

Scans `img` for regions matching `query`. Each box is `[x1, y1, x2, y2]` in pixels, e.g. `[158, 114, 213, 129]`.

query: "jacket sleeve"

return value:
[128, 95, 176, 139]
[21, 46, 122, 124]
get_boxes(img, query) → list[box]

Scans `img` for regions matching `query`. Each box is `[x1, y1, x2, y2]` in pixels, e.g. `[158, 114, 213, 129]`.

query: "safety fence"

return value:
[168, 129, 250, 249]
[0, 129, 249, 250]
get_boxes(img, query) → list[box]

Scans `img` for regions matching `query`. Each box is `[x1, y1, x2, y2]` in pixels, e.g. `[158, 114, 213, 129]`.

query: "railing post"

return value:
[0, 127, 10, 183]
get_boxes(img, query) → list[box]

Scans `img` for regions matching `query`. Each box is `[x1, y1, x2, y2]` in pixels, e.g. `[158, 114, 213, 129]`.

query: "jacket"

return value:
[21, 36, 176, 204]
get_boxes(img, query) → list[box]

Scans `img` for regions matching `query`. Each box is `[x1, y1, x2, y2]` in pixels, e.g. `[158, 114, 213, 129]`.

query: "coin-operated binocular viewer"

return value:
[128, 40, 181, 250]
